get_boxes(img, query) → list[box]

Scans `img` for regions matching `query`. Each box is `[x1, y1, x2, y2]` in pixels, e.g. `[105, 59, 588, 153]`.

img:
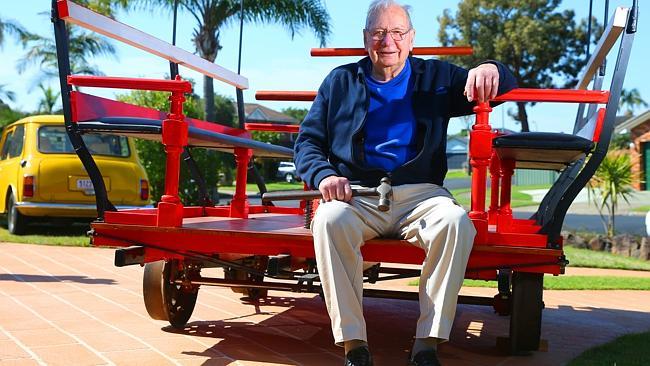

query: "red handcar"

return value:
[52, 0, 638, 355]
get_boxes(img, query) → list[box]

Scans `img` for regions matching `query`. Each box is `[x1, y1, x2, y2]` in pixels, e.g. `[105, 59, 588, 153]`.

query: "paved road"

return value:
[513, 211, 647, 236]
[2, 243, 650, 365]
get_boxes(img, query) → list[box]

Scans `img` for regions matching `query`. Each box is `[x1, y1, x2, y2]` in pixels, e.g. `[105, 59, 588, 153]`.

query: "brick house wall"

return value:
[631, 122, 650, 190]
[617, 110, 650, 191]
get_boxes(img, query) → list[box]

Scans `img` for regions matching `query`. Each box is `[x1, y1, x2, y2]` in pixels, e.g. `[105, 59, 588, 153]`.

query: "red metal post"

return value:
[469, 102, 493, 244]
[497, 159, 515, 232]
[157, 83, 187, 227]
[488, 147, 501, 226]
[230, 147, 251, 218]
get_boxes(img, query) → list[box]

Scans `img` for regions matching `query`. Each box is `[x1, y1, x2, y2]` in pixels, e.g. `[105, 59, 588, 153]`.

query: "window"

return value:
[0, 125, 25, 160]
[38, 126, 130, 157]
[9, 126, 25, 158]
[0, 131, 13, 160]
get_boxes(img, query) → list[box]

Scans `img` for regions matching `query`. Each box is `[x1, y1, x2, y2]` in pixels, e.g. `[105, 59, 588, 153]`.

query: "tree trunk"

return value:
[516, 102, 530, 132]
[610, 203, 616, 237]
[203, 75, 215, 122]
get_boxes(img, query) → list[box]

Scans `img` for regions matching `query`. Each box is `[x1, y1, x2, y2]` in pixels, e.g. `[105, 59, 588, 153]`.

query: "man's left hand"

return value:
[464, 63, 500, 103]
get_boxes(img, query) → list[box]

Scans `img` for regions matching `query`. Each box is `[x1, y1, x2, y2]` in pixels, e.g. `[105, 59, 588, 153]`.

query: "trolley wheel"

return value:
[509, 272, 544, 355]
[225, 268, 268, 301]
[224, 255, 268, 301]
[143, 260, 199, 328]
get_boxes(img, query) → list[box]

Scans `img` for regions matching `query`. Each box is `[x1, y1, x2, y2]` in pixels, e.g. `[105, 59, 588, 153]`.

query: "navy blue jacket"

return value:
[294, 56, 517, 189]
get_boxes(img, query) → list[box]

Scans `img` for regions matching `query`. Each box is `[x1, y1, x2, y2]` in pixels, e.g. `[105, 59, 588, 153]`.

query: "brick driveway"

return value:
[1, 242, 649, 365]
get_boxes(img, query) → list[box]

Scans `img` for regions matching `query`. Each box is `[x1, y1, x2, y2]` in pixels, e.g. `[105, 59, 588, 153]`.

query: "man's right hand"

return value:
[318, 176, 353, 202]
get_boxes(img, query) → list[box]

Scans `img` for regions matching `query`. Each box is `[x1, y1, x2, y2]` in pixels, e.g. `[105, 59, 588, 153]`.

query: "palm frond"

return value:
[234, 0, 330, 47]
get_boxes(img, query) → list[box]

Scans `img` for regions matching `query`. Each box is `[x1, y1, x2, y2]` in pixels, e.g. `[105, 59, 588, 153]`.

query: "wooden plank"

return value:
[57, 0, 248, 89]
[576, 7, 629, 90]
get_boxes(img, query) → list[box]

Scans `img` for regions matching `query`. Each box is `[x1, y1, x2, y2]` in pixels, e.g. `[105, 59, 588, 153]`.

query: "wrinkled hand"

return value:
[464, 63, 500, 103]
[318, 176, 352, 202]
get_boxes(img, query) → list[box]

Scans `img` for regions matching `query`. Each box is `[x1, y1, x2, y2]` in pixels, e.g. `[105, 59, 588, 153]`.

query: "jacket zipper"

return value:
[351, 76, 369, 164]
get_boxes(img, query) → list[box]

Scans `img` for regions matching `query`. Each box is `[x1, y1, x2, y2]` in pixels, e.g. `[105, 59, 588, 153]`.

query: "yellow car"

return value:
[0, 115, 151, 234]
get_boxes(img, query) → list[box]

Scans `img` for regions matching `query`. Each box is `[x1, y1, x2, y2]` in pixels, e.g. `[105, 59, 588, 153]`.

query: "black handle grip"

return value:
[262, 188, 379, 202]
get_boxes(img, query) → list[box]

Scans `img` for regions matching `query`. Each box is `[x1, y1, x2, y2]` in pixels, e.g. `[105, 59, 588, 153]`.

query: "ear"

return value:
[409, 29, 415, 51]
[363, 29, 370, 50]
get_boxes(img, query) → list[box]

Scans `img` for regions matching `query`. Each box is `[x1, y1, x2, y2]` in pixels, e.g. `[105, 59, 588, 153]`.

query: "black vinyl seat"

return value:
[493, 132, 595, 170]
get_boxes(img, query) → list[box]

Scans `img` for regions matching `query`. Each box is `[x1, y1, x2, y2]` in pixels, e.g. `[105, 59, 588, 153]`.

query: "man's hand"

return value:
[464, 63, 500, 103]
[318, 176, 352, 202]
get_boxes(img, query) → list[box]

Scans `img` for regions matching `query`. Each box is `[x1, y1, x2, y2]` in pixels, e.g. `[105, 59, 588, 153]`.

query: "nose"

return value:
[380, 33, 395, 47]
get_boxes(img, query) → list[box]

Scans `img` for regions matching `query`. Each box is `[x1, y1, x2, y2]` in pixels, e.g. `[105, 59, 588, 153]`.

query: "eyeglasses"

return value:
[366, 28, 412, 42]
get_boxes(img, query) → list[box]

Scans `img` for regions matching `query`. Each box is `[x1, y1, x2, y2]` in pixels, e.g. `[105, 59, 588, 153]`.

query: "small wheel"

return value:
[224, 267, 268, 301]
[509, 272, 544, 354]
[7, 193, 29, 235]
[224, 256, 268, 301]
[143, 260, 199, 328]
[285, 173, 295, 183]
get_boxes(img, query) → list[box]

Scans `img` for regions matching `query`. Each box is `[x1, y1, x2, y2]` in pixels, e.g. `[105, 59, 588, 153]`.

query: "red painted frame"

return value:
[84, 81, 606, 280]
[62, 46, 612, 281]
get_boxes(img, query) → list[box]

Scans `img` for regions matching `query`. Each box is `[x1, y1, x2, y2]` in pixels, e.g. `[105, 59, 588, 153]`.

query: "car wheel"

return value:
[285, 173, 295, 183]
[7, 193, 29, 235]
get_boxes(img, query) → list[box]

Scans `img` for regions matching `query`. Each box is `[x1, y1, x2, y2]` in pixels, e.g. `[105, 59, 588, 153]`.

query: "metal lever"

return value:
[261, 177, 393, 212]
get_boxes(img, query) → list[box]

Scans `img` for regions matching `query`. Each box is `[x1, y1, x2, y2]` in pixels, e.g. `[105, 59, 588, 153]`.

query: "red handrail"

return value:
[311, 46, 473, 57]
[245, 123, 300, 133]
[255, 91, 317, 101]
[493, 88, 610, 104]
[68, 75, 193, 93]
[256, 88, 611, 104]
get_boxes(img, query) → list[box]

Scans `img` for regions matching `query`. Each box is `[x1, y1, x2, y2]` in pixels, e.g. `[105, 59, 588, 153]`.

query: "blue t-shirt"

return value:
[364, 61, 417, 172]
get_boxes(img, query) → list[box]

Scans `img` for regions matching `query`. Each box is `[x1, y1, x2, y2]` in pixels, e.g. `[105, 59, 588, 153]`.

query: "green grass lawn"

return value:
[445, 169, 469, 179]
[564, 245, 650, 271]
[450, 184, 551, 208]
[633, 204, 650, 213]
[568, 331, 650, 366]
[0, 219, 90, 246]
[220, 181, 304, 193]
[460, 276, 650, 290]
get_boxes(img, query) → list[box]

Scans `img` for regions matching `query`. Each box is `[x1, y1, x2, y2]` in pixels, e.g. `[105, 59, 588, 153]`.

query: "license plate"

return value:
[76, 179, 94, 190]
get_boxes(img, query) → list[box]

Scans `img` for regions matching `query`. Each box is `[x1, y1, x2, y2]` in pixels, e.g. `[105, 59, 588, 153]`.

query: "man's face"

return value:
[363, 5, 414, 72]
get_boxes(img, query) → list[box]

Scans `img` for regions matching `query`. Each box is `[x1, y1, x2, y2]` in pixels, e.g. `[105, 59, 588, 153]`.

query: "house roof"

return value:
[446, 136, 468, 154]
[244, 103, 298, 124]
[615, 109, 650, 133]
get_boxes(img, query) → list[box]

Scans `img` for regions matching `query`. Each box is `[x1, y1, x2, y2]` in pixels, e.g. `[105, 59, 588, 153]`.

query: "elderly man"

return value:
[294, 1, 516, 365]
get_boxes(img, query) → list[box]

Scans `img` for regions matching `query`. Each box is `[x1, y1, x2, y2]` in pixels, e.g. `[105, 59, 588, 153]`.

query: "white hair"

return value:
[365, 0, 413, 29]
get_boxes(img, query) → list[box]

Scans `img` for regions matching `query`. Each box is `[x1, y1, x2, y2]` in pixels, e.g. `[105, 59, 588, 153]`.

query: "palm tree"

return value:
[0, 84, 15, 104]
[1, 16, 29, 104]
[587, 150, 637, 237]
[0, 16, 30, 47]
[137, 0, 330, 122]
[619, 88, 648, 117]
[37, 84, 61, 114]
[18, 27, 117, 84]
[16, 1, 130, 84]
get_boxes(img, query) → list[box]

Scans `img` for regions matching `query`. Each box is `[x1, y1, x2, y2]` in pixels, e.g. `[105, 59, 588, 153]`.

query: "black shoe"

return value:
[345, 346, 373, 366]
[408, 349, 441, 366]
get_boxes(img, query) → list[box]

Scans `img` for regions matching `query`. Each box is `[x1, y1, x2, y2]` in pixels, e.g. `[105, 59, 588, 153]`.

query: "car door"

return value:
[0, 124, 25, 213]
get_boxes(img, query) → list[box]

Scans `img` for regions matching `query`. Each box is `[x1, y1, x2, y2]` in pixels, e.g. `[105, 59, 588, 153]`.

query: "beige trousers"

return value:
[311, 183, 476, 345]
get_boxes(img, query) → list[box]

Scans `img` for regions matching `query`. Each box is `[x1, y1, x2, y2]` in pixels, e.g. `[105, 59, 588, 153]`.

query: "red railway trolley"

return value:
[52, 0, 638, 355]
